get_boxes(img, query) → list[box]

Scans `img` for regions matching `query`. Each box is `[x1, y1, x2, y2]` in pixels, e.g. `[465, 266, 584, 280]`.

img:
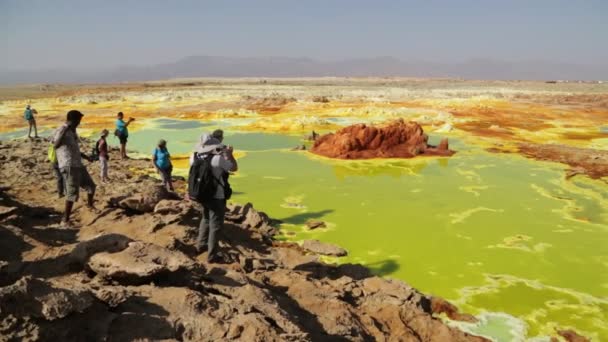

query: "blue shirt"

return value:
[24, 109, 33, 121]
[154, 147, 171, 170]
[116, 119, 128, 137]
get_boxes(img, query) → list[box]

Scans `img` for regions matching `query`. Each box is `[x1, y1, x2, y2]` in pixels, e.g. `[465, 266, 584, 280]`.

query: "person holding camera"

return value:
[190, 131, 238, 263]
[115, 112, 134, 159]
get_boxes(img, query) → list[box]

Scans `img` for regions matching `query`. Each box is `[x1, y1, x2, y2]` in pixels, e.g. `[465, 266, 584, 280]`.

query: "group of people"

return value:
[47, 108, 237, 263]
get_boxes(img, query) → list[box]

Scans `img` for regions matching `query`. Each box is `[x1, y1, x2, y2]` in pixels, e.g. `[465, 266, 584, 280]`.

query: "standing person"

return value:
[115, 112, 134, 159]
[24, 105, 39, 139]
[52, 110, 97, 226]
[152, 139, 174, 191]
[97, 129, 110, 182]
[190, 133, 238, 263]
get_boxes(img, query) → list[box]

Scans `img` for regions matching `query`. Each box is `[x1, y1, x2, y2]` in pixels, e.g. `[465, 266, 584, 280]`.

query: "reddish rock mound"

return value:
[311, 120, 455, 159]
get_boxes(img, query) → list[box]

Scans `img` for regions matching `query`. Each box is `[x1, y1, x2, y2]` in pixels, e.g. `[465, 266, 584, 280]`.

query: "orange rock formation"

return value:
[311, 120, 455, 159]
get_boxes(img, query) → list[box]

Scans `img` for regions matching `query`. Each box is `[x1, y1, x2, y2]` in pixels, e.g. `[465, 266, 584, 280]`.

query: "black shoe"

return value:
[196, 244, 208, 254]
[207, 253, 228, 264]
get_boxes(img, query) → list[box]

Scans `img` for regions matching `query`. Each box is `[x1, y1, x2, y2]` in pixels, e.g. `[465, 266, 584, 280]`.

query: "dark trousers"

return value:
[52, 163, 64, 196]
[197, 199, 226, 259]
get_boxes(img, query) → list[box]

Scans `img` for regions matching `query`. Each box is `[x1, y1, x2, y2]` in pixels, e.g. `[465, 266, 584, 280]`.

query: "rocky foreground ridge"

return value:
[0, 138, 585, 342]
[0, 138, 487, 341]
[311, 120, 454, 159]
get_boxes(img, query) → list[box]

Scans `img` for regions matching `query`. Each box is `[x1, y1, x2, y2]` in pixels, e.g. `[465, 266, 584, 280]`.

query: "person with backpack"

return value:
[115, 112, 134, 159]
[152, 139, 174, 191]
[188, 132, 238, 263]
[52, 110, 97, 226]
[24, 105, 39, 139]
[97, 129, 110, 183]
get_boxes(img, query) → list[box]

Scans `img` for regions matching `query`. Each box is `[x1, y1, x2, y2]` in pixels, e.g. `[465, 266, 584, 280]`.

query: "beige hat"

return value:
[194, 133, 224, 154]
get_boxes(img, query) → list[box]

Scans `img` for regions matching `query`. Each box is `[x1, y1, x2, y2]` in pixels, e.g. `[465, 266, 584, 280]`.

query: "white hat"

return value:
[194, 133, 224, 153]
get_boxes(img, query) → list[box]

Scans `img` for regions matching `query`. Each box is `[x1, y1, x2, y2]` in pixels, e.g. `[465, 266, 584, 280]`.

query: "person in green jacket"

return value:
[24, 105, 38, 139]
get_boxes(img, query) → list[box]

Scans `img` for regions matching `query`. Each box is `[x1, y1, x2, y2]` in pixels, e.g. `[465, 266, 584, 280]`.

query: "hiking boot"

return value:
[207, 252, 229, 264]
[59, 220, 75, 229]
[196, 244, 208, 254]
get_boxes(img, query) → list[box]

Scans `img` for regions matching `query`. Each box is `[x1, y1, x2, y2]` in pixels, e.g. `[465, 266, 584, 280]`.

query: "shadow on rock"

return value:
[252, 279, 351, 342]
[279, 209, 334, 225]
[221, 222, 273, 256]
[293, 261, 373, 281]
[107, 312, 177, 341]
[364, 259, 400, 276]
[4, 234, 133, 284]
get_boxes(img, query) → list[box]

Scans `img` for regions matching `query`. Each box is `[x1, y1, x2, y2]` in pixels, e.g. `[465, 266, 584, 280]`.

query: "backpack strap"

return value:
[198, 153, 225, 187]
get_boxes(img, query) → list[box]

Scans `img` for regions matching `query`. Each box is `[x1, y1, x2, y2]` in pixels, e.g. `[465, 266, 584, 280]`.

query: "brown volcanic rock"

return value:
[311, 119, 455, 159]
[302, 239, 347, 256]
[431, 297, 477, 323]
[0, 277, 94, 321]
[87, 241, 196, 283]
[518, 143, 608, 180]
[554, 329, 590, 342]
[116, 185, 176, 213]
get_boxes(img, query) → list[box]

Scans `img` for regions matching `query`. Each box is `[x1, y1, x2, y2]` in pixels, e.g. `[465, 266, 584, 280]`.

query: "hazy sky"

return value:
[1, 0, 607, 71]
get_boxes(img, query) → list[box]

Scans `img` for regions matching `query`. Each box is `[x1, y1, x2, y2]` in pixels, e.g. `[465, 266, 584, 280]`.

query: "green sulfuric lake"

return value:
[6, 118, 608, 341]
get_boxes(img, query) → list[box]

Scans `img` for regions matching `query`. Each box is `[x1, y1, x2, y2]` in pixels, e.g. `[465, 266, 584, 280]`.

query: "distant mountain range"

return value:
[1, 56, 607, 85]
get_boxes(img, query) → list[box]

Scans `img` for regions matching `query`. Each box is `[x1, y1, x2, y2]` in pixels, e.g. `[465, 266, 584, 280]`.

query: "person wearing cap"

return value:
[191, 132, 238, 263]
[97, 129, 110, 182]
[52, 110, 97, 226]
[115, 112, 134, 159]
[153, 139, 174, 191]
[24, 104, 39, 139]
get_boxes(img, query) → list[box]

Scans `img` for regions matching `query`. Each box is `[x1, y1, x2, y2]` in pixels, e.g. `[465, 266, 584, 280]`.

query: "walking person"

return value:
[97, 129, 110, 182]
[52, 110, 97, 226]
[24, 105, 39, 139]
[115, 112, 134, 159]
[189, 132, 238, 263]
[152, 139, 174, 191]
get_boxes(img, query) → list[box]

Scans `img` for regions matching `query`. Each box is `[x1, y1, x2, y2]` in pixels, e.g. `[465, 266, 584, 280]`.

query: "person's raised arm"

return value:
[125, 117, 135, 127]
[224, 146, 238, 172]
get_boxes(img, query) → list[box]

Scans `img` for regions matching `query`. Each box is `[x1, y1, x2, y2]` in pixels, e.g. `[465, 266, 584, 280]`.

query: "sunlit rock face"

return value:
[311, 120, 454, 159]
